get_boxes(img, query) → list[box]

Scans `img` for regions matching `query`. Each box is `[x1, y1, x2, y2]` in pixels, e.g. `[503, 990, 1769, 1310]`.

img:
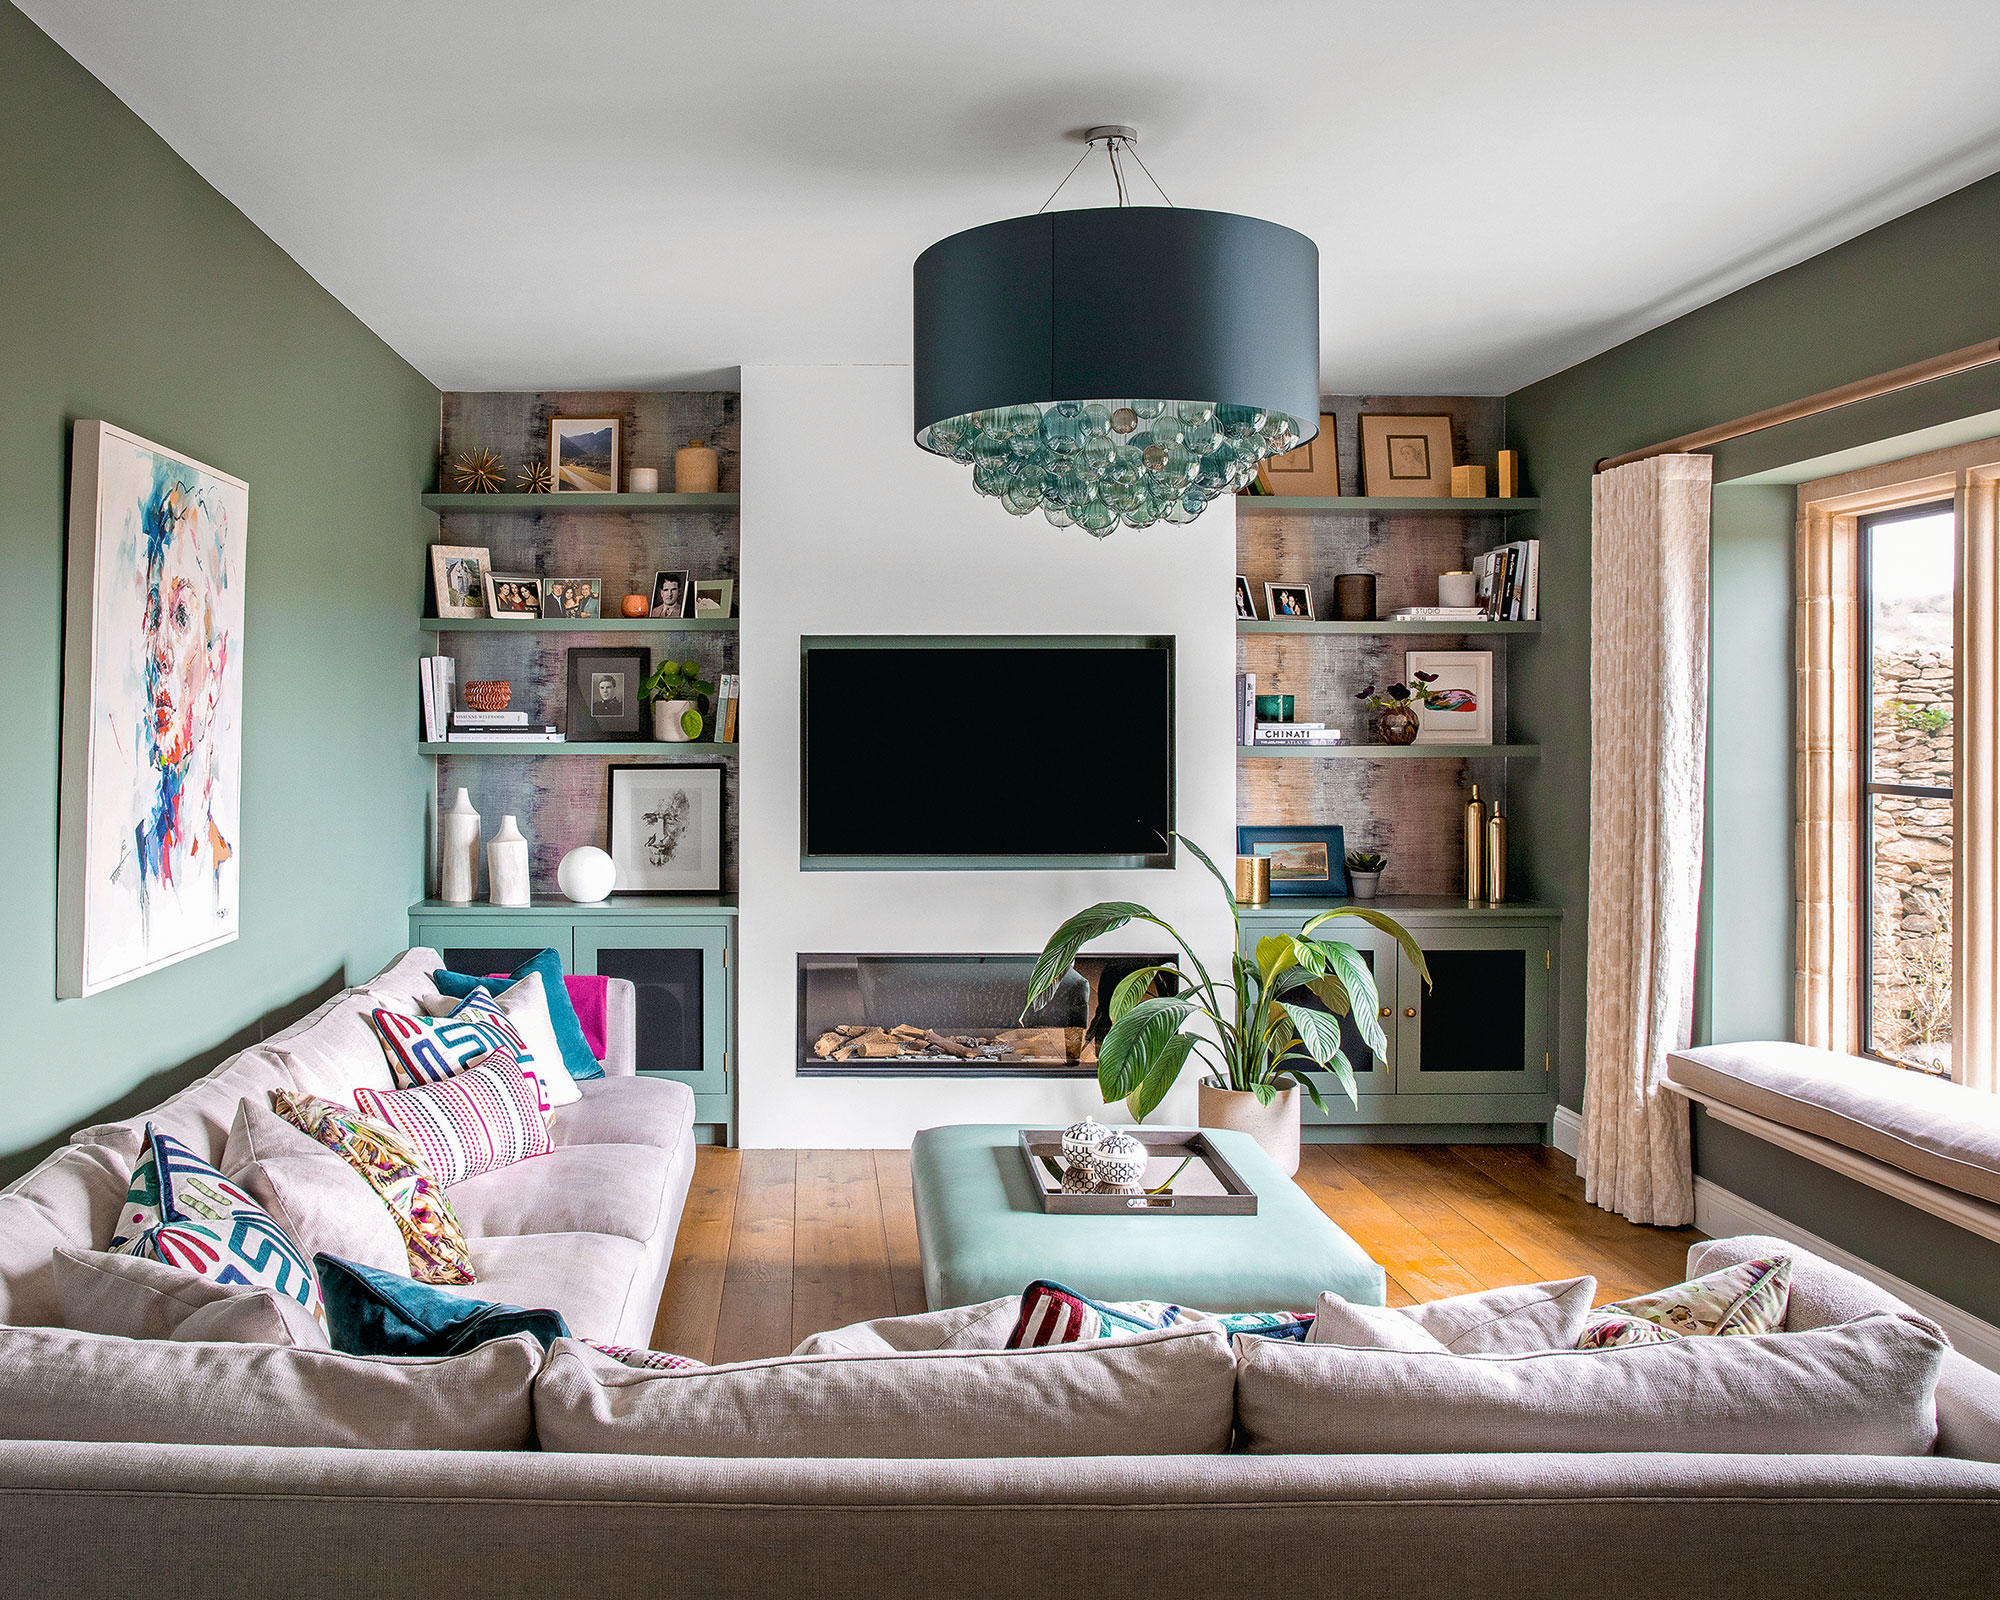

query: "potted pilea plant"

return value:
[1355, 669, 1466, 745]
[1345, 850, 1386, 899]
[643, 658, 715, 742]
[1021, 832, 1428, 1174]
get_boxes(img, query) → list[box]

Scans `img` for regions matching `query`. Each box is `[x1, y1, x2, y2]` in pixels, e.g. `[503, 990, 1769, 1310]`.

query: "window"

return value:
[1859, 502, 1954, 1075]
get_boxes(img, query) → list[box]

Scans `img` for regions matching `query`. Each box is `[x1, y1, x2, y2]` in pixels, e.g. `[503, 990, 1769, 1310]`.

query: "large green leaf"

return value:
[1128, 1032, 1198, 1120]
[1304, 972, 1352, 1016]
[1020, 902, 1149, 1020]
[1174, 831, 1238, 916]
[1276, 999, 1347, 1069]
[1311, 941, 1387, 1057]
[1302, 906, 1432, 987]
[1108, 963, 1177, 1024]
[1096, 995, 1197, 1099]
[1255, 935, 1295, 984]
[1273, 1068, 1332, 1116]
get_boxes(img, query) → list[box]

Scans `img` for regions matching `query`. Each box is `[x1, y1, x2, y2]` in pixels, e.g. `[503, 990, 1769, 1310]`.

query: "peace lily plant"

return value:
[1022, 833, 1429, 1167]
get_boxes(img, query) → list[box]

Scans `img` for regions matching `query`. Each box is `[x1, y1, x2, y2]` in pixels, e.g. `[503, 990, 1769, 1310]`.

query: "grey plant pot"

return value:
[1348, 870, 1382, 900]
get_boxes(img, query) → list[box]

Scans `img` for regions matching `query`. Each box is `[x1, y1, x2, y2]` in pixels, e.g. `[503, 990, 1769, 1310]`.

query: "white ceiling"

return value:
[23, 1, 2000, 394]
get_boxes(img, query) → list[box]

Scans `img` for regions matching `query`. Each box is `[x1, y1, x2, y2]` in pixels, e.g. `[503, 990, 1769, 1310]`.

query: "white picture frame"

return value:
[550, 415, 621, 494]
[692, 578, 734, 620]
[59, 421, 248, 997]
[1406, 649, 1493, 745]
[431, 544, 490, 619]
[608, 764, 725, 894]
[1264, 582, 1313, 621]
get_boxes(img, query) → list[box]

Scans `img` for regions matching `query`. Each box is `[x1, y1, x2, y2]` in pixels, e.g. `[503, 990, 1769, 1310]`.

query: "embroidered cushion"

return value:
[353, 1051, 552, 1186]
[269, 1089, 476, 1285]
[1577, 1255, 1792, 1350]
[419, 974, 579, 1109]
[108, 1125, 326, 1336]
[1005, 1279, 1313, 1349]
[314, 1253, 569, 1356]
[370, 988, 548, 1116]
[434, 949, 604, 1081]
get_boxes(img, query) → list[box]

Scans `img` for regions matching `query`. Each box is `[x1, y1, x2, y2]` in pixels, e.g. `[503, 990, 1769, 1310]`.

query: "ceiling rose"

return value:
[913, 127, 1320, 536]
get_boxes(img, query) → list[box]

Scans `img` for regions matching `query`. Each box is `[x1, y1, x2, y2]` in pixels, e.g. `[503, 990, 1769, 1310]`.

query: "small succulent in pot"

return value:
[1345, 849, 1386, 900]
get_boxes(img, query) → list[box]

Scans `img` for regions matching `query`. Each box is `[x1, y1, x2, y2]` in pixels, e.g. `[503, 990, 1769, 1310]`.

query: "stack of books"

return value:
[1476, 539, 1540, 620]
[714, 674, 740, 743]
[1253, 722, 1342, 746]
[418, 655, 455, 741]
[446, 713, 559, 744]
[1389, 606, 1488, 623]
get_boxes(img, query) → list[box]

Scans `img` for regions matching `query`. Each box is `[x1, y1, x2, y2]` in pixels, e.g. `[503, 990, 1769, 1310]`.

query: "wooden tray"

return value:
[1017, 1128, 1259, 1215]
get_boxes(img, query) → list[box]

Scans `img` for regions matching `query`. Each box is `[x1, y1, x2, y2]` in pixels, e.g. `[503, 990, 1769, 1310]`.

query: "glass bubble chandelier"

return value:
[913, 127, 1321, 537]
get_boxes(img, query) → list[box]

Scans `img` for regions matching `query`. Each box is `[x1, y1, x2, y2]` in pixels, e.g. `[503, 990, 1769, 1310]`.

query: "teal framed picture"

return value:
[1237, 824, 1348, 898]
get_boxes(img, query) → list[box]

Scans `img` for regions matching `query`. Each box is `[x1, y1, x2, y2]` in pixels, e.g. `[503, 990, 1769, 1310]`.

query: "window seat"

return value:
[1666, 1042, 2000, 1246]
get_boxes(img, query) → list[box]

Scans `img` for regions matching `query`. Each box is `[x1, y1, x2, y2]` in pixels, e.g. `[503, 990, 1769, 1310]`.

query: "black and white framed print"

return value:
[650, 569, 690, 619]
[608, 763, 724, 893]
[564, 646, 651, 741]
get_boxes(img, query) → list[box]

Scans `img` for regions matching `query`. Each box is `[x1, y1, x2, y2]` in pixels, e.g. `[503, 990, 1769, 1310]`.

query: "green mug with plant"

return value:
[642, 658, 715, 741]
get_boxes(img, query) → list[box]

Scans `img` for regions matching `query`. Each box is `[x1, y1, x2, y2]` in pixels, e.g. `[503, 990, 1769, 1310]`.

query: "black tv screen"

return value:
[803, 639, 1174, 866]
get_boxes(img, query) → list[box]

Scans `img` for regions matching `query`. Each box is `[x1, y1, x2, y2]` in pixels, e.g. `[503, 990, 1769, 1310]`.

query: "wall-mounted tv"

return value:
[802, 636, 1174, 869]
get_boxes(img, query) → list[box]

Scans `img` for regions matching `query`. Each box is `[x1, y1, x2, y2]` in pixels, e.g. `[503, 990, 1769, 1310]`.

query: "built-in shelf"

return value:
[421, 492, 739, 512]
[409, 895, 737, 917]
[420, 742, 739, 757]
[1236, 743, 1540, 760]
[1239, 619, 1539, 636]
[1236, 894, 1562, 921]
[423, 616, 737, 633]
[1234, 496, 1538, 517]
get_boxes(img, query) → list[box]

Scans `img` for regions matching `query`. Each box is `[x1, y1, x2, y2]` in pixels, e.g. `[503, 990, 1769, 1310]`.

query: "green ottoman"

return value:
[910, 1123, 1385, 1312]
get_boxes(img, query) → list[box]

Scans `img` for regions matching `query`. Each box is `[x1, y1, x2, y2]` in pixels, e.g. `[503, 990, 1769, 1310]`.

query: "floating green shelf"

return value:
[422, 616, 737, 633]
[420, 742, 739, 757]
[1234, 496, 1538, 517]
[1237, 743, 1541, 759]
[1238, 619, 1539, 635]
[421, 492, 739, 512]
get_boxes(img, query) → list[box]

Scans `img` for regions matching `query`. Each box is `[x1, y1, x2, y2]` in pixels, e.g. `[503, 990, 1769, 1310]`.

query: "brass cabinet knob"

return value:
[1378, 1006, 1391, 1018]
[1404, 1007, 1417, 1018]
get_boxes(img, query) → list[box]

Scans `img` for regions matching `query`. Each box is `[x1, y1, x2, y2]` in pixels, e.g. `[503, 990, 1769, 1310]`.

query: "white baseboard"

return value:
[1693, 1176, 2000, 1372]
[1549, 1105, 1582, 1160]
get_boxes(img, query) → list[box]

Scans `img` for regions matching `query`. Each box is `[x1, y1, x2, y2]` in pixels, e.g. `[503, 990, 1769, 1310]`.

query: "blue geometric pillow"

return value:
[110, 1124, 327, 1335]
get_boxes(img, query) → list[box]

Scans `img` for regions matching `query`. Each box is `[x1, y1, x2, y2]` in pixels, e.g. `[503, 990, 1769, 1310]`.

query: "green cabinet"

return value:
[1236, 898, 1558, 1142]
[409, 897, 737, 1145]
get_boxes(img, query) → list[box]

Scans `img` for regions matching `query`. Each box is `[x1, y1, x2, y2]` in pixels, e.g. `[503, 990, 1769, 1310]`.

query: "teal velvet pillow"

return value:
[315, 1253, 570, 1357]
[433, 948, 603, 1081]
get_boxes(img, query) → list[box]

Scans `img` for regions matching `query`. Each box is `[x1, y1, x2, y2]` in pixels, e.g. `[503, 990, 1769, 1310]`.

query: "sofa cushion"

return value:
[1007, 1279, 1312, 1348]
[549, 1074, 694, 1151]
[54, 1246, 327, 1348]
[315, 1253, 569, 1357]
[792, 1297, 1020, 1357]
[1308, 1296, 1456, 1352]
[435, 949, 603, 1082]
[1309, 1277, 1597, 1355]
[0, 1323, 537, 1450]
[354, 1052, 552, 1184]
[446, 1144, 674, 1243]
[222, 1099, 409, 1274]
[420, 974, 581, 1107]
[266, 989, 413, 1106]
[1235, 1312, 1947, 1456]
[535, 1323, 1238, 1457]
[172, 1286, 331, 1347]
[1578, 1255, 1791, 1349]
[438, 1231, 648, 1344]
[0, 1144, 132, 1327]
[67, 1046, 300, 1168]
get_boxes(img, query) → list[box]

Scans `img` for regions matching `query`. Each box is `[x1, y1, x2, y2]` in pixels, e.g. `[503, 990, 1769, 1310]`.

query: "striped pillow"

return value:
[353, 1050, 551, 1186]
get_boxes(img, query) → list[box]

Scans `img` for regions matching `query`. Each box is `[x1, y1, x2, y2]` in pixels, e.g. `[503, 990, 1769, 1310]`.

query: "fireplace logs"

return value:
[809, 1025, 1088, 1064]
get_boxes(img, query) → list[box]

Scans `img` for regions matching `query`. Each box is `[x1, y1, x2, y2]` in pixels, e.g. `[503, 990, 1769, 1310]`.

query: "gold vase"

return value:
[1234, 856, 1270, 905]
[1464, 784, 1486, 904]
[1485, 806, 1508, 904]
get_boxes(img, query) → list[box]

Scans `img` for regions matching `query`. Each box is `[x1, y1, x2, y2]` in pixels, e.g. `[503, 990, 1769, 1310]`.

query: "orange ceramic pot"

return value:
[621, 594, 649, 618]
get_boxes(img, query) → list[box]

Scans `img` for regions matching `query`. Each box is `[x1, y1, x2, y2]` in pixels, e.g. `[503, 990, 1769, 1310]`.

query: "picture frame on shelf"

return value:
[1359, 413, 1454, 497]
[1235, 825, 1349, 899]
[485, 572, 543, 618]
[1253, 412, 1340, 496]
[1235, 575, 1258, 620]
[607, 762, 725, 894]
[1406, 649, 1493, 744]
[692, 578, 734, 619]
[649, 569, 690, 619]
[1264, 582, 1313, 620]
[430, 544, 491, 620]
[563, 646, 652, 741]
[549, 416, 621, 494]
[541, 577, 601, 619]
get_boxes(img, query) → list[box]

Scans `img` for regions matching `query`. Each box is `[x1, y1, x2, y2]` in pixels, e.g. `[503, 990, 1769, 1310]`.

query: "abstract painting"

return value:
[607, 763, 723, 893]
[59, 422, 247, 996]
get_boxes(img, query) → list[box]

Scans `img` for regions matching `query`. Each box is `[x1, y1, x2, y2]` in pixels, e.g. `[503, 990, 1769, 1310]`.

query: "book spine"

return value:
[721, 674, 739, 743]
[419, 659, 439, 742]
[1238, 671, 1256, 746]
[1524, 539, 1540, 622]
[445, 731, 563, 743]
[449, 711, 530, 727]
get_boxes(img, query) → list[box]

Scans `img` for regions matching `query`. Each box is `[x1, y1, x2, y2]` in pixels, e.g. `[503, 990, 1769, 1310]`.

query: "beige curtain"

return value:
[1582, 453, 1711, 1226]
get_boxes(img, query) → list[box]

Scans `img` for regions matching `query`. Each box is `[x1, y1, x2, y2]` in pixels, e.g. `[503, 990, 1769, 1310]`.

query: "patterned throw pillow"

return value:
[420, 975, 580, 1109]
[370, 990, 552, 1118]
[1006, 1279, 1313, 1349]
[582, 1340, 706, 1372]
[270, 1088, 476, 1285]
[108, 1125, 327, 1335]
[1576, 1256, 1793, 1350]
[353, 1050, 552, 1186]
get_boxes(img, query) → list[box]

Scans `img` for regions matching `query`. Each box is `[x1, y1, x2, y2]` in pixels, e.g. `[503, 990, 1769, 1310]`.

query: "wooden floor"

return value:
[650, 1143, 1704, 1361]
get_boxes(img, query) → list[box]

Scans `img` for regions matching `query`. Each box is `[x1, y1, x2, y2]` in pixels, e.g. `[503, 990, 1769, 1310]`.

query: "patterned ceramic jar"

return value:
[1087, 1130, 1148, 1187]
[1061, 1117, 1109, 1163]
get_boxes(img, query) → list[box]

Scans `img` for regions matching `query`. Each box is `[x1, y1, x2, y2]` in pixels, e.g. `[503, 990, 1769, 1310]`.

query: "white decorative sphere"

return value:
[1062, 1117, 1110, 1162]
[557, 846, 616, 903]
[1088, 1130, 1148, 1187]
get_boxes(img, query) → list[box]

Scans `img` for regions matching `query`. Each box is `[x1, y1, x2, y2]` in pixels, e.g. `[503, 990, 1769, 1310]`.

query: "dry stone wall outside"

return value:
[1870, 647, 1952, 1072]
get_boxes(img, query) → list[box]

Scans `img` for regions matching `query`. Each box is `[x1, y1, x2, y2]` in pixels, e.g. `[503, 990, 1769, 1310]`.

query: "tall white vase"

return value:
[440, 788, 481, 904]
[488, 815, 531, 908]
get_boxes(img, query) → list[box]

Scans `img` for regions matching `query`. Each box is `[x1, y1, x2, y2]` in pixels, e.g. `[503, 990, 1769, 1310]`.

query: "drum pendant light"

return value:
[913, 127, 1320, 536]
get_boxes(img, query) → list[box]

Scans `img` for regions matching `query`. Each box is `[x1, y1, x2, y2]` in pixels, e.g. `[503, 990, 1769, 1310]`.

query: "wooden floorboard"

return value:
[650, 1142, 1705, 1357]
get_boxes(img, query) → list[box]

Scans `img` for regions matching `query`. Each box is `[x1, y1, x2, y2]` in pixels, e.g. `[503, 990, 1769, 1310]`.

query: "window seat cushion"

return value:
[1667, 1042, 2000, 1206]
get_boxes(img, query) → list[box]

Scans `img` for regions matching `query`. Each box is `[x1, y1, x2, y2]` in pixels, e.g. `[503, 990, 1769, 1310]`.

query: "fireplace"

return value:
[798, 952, 1178, 1078]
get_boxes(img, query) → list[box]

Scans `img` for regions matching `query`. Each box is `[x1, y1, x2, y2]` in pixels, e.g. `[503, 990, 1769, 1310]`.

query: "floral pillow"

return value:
[1006, 1279, 1312, 1349]
[1576, 1256, 1792, 1350]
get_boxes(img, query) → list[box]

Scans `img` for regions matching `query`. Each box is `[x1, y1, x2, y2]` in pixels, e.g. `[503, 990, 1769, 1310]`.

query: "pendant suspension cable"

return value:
[1124, 142, 1175, 207]
[1106, 137, 1131, 206]
[1035, 144, 1095, 215]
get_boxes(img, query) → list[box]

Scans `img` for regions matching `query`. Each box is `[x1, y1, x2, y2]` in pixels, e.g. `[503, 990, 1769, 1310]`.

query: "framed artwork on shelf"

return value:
[1406, 649, 1493, 744]
[1358, 414, 1454, 497]
[1235, 575, 1257, 619]
[57, 420, 248, 997]
[485, 572, 543, 618]
[608, 762, 725, 894]
[692, 578, 734, 619]
[1264, 581, 1313, 620]
[564, 646, 652, 741]
[649, 569, 690, 619]
[541, 577, 601, 619]
[1254, 412, 1340, 495]
[430, 544, 491, 619]
[549, 416, 621, 493]
[1236, 825, 1349, 899]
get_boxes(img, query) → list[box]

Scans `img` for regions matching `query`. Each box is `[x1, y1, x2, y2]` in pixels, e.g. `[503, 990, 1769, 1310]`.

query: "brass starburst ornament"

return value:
[453, 448, 506, 494]
[517, 460, 553, 494]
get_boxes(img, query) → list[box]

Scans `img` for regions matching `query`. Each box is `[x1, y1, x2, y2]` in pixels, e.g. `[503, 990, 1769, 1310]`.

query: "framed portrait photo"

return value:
[1235, 575, 1258, 620]
[1236, 825, 1349, 899]
[1406, 649, 1493, 744]
[485, 572, 543, 619]
[1254, 412, 1340, 496]
[1359, 413, 1454, 497]
[608, 762, 725, 894]
[1264, 582, 1314, 621]
[565, 646, 651, 741]
[692, 578, 734, 619]
[649, 569, 690, 619]
[542, 577, 601, 620]
[550, 416, 621, 494]
[430, 544, 491, 619]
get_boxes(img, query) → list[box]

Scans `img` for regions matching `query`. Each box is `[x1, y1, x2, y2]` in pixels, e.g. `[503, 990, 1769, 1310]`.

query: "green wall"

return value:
[0, 4, 439, 1179]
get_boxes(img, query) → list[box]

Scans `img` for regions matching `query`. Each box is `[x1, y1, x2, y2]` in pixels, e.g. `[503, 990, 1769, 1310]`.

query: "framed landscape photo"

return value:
[692, 578, 734, 619]
[1406, 649, 1493, 744]
[1264, 581, 1313, 620]
[608, 762, 725, 893]
[649, 569, 690, 619]
[485, 572, 543, 618]
[1236, 825, 1349, 899]
[1254, 412, 1340, 496]
[430, 544, 491, 619]
[564, 646, 651, 741]
[549, 416, 621, 494]
[1359, 413, 1454, 497]
[541, 577, 601, 619]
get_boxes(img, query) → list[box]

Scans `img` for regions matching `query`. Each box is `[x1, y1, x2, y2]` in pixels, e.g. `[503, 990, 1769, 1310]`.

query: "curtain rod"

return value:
[1593, 337, 2000, 473]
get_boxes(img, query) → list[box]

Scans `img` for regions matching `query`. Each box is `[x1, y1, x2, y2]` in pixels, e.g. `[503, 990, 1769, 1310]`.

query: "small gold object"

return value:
[1234, 855, 1270, 905]
[1485, 806, 1508, 904]
[517, 461, 553, 494]
[1450, 464, 1488, 498]
[1496, 450, 1520, 498]
[453, 448, 506, 494]
[1464, 783, 1486, 904]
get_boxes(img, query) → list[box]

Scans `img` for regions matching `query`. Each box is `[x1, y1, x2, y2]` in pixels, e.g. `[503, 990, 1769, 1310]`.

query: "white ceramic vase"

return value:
[487, 815, 531, 908]
[653, 699, 698, 742]
[1198, 1083, 1301, 1176]
[440, 788, 480, 904]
